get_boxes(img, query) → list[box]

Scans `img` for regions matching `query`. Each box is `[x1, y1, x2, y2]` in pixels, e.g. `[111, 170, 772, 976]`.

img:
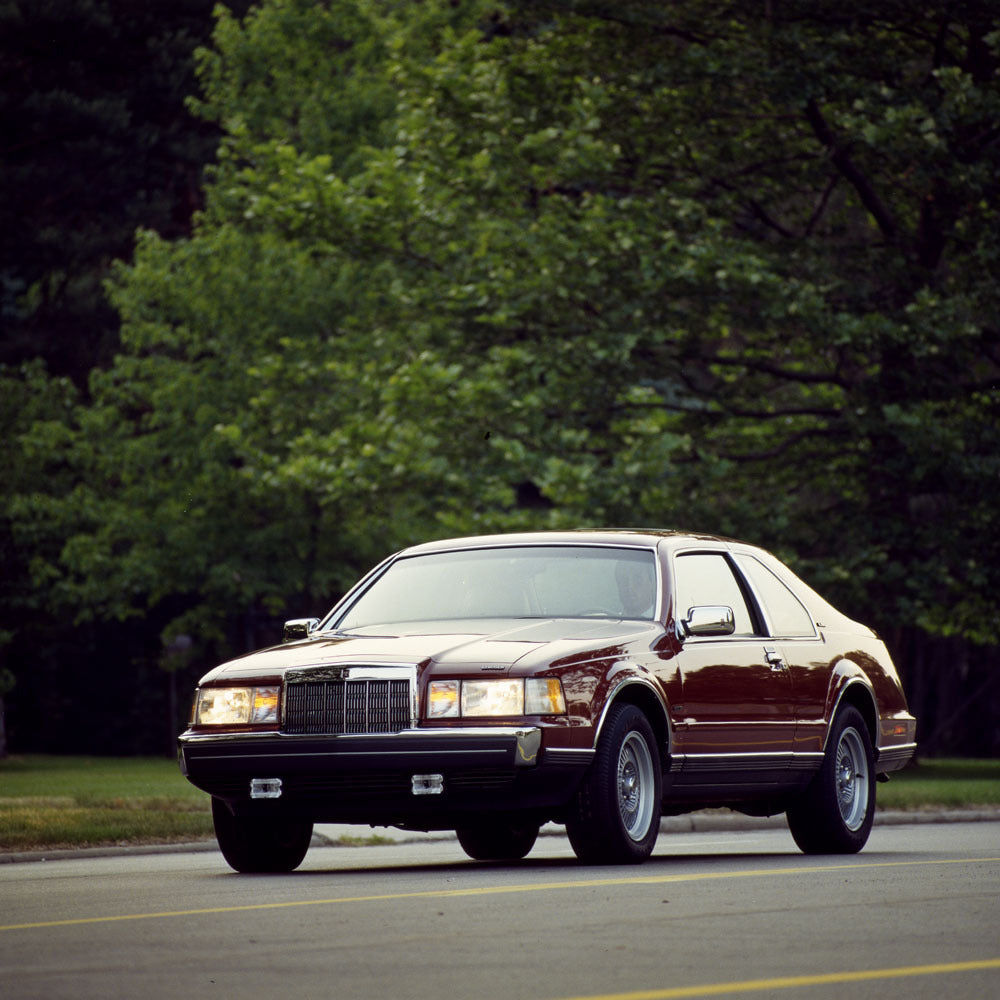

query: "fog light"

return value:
[412, 774, 444, 796]
[250, 777, 282, 799]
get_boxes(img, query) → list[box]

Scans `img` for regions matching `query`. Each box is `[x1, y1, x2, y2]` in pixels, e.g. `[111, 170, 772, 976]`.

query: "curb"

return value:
[4, 806, 999, 865]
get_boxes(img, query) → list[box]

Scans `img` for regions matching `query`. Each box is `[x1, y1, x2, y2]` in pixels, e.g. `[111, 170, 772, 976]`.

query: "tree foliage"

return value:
[0, 0, 250, 378]
[4, 0, 999, 752]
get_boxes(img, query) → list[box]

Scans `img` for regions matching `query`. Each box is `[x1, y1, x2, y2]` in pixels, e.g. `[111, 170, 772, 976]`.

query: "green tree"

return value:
[11, 0, 1000, 753]
[10, 1, 484, 671]
[1, 0, 257, 751]
[1, 361, 79, 753]
[0, 0, 249, 379]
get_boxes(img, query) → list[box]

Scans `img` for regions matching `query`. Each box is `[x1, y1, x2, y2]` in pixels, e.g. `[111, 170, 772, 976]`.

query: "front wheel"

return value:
[566, 703, 662, 864]
[456, 816, 540, 861]
[786, 705, 875, 854]
[212, 797, 313, 873]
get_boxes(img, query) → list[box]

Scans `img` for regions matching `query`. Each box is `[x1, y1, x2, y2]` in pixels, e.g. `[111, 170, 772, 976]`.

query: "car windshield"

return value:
[333, 545, 658, 629]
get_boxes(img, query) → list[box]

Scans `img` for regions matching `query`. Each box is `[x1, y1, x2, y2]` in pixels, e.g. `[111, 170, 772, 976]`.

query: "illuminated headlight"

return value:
[193, 686, 280, 726]
[427, 678, 566, 718]
[463, 679, 523, 717]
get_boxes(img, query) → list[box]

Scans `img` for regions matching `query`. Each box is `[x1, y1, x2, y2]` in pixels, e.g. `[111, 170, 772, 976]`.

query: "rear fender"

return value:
[824, 667, 878, 753]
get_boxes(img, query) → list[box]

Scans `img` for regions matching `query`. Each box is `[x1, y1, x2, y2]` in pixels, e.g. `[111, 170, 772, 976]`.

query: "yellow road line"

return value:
[2, 856, 998, 933]
[548, 958, 1000, 999]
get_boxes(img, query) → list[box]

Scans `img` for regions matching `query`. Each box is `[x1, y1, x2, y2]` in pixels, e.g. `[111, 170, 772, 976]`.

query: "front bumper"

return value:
[178, 726, 591, 827]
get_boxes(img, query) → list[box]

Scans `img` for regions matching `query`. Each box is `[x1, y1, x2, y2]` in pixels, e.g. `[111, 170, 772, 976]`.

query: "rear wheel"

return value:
[786, 705, 875, 854]
[212, 797, 313, 873]
[566, 703, 662, 864]
[456, 816, 540, 861]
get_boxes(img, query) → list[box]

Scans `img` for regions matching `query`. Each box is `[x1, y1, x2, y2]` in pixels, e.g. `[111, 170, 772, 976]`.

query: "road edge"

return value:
[4, 806, 999, 864]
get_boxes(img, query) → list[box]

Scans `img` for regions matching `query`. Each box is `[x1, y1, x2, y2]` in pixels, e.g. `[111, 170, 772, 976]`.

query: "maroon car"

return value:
[178, 530, 916, 871]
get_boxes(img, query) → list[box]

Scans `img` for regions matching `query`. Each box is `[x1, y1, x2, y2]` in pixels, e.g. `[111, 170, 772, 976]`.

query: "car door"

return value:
[732, 552, 827, 759]
[668, 550, 796, 787]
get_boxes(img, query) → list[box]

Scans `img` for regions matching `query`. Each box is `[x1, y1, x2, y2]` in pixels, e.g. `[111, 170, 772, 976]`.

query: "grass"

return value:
[0, 755, 213, 851]
[875, 757, 1000, 810]
[1, 754, 998, 852]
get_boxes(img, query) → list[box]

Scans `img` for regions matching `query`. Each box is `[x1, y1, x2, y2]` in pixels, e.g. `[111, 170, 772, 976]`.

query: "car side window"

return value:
[735, 554, 817, 637]
[673, 552, 757, 636]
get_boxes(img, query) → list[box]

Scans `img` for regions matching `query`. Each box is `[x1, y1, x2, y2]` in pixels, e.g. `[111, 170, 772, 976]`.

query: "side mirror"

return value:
[283, 617, 320, 643]
[683, 605, 736, 637]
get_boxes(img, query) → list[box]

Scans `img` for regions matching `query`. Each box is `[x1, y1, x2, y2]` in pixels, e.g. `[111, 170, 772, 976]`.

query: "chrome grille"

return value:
[283, 678, 411, 735]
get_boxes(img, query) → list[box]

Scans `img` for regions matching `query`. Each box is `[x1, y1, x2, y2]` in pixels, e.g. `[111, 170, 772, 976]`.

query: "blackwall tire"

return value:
[786, 705, 875, 855]
[456, 817, 540, 861]
[566, 703, 662, 864]
[211, 797, 313, 873]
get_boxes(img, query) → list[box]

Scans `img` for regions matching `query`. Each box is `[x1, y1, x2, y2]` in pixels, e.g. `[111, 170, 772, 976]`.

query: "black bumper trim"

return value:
[179, 727, 593, 829]
[179, 726, 543, 773]
[177, 726, 590, 823]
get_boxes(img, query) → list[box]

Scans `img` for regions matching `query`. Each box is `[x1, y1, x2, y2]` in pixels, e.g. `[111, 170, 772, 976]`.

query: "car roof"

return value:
[389, 530, 862, 634]
[397, 528, 741, 556]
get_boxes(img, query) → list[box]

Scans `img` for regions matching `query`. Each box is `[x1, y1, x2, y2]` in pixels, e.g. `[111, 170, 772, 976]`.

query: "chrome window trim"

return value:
[324, 542, 664, 631]
[671, 545, 824, 642]
[679, 631, 824, 646]
[732, 552, 819, 640]
[670, 546, 758, 638]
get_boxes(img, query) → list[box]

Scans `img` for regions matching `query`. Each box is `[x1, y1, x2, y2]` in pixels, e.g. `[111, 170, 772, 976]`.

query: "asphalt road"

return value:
[2, 821, 998, 1000]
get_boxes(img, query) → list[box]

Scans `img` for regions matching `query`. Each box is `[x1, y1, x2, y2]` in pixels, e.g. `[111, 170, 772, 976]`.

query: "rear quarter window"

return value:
[736, 554, 816, 637]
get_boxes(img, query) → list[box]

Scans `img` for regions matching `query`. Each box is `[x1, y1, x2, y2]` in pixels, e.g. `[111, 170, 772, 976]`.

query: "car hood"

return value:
[197, 618, 662, 683]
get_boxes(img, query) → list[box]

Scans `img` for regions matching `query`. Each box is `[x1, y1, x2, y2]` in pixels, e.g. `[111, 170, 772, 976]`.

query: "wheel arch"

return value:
[594, 678, 671, 761]
[827, 678, 878, 753]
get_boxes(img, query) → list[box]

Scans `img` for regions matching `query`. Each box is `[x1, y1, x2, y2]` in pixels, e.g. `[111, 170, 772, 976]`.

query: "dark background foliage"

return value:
[1, 0, 997, 758]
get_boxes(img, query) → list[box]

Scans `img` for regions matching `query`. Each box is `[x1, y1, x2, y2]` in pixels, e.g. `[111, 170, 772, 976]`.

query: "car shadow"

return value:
[281, 847, 857, 877]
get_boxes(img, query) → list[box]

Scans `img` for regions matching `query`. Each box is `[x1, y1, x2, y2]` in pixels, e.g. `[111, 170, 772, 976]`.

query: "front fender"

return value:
[593, 673, 672, 756]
